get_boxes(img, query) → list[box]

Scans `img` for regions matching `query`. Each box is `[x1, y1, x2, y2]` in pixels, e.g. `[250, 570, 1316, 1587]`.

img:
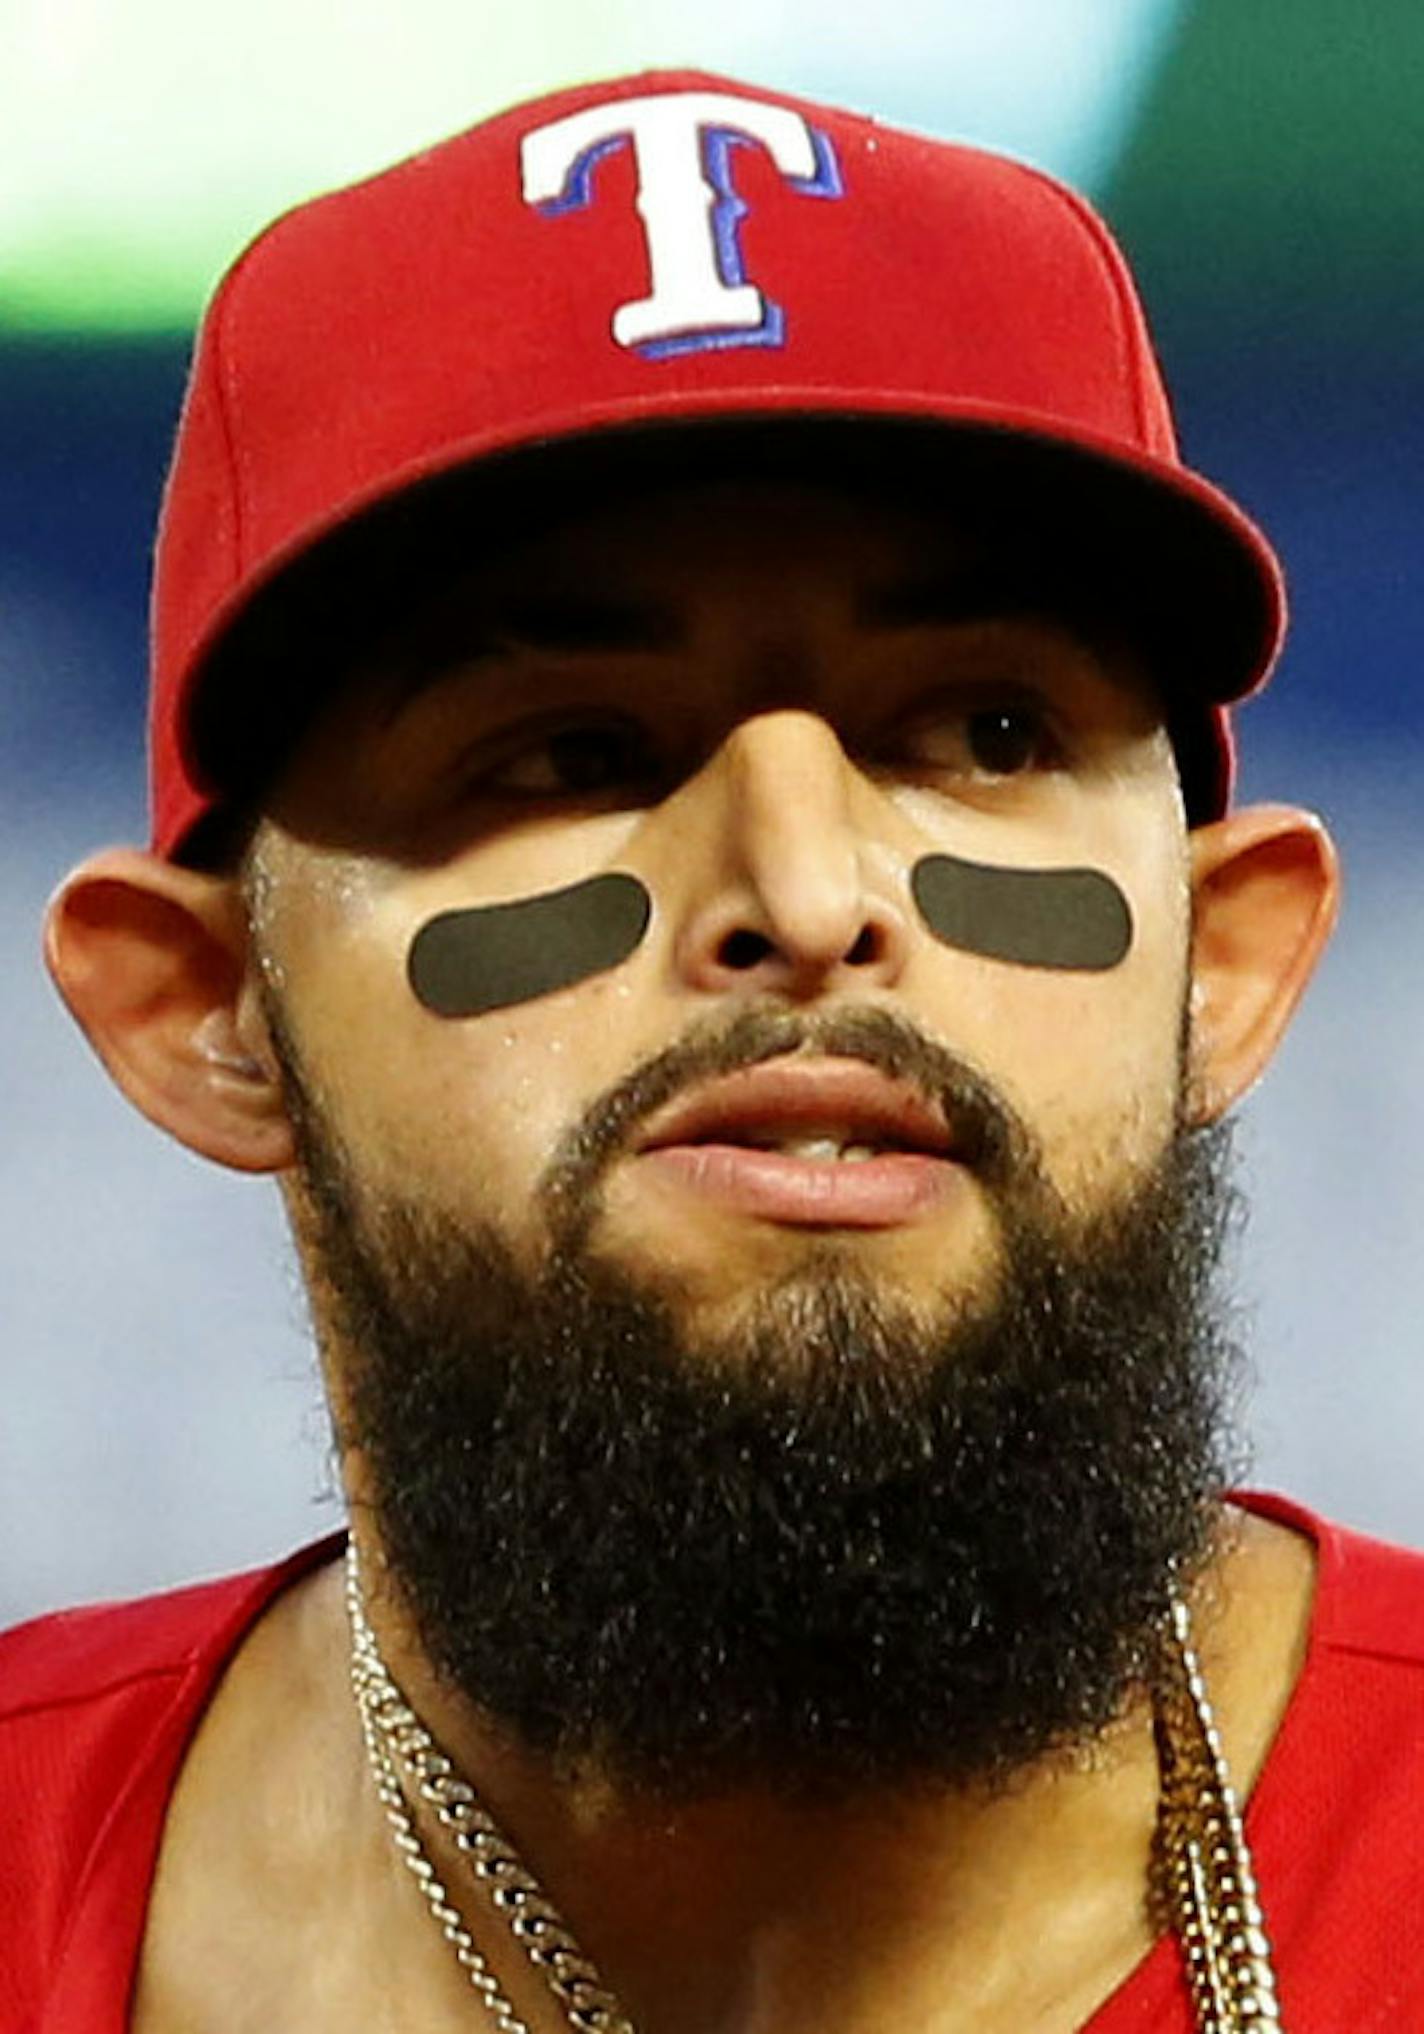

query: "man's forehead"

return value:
[425, 470, 991, 597]
[358, 470, 1116, 689]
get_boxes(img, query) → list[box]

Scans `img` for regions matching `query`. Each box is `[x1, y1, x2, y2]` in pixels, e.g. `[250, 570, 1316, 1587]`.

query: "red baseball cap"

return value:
[149, 67, 1285, 861]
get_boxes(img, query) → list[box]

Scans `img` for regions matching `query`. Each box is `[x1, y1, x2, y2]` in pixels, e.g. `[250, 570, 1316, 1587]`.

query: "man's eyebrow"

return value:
[379, 589, 684, 723]
[487, 589, 685, 654]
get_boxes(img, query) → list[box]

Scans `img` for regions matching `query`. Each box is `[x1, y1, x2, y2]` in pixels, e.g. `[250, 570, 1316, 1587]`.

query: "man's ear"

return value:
[44, 847, 295, 1173]
[1186, 803, 1340, 1123]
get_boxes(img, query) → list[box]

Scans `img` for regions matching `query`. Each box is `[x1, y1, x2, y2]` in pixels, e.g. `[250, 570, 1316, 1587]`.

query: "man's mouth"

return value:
[717, 1134, 901, 1162]
[631, 1058, 965, 1228]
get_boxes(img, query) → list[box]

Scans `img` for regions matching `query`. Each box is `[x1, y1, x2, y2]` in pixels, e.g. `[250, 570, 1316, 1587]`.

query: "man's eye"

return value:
[475, 718, 659, 797]
[888, 699, 1058, 780]
[964, 705, 1050, 776]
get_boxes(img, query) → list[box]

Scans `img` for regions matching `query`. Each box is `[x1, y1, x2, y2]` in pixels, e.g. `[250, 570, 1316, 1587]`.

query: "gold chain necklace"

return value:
[346, 1547, 1283, 2033]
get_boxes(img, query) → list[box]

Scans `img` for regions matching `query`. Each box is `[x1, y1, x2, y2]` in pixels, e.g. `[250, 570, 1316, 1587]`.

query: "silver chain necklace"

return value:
[346, 1545, 1283, 2033]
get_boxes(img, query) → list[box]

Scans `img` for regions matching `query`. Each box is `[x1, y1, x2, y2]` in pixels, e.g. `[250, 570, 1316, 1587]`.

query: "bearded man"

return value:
[7, 68, 1423, 2034]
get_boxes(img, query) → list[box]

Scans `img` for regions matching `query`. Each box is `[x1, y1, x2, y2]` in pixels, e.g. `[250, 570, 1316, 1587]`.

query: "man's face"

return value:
[251, 475, 1190, 1328]
[241, 472, 1237, 1795]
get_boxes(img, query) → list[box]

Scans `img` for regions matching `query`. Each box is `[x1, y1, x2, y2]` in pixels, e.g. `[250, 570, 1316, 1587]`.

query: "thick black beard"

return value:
[282, 1002, 1245, 1802]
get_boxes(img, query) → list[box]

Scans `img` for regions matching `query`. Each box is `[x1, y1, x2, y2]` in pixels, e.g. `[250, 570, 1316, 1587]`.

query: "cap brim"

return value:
[176, 398, 1283, 855]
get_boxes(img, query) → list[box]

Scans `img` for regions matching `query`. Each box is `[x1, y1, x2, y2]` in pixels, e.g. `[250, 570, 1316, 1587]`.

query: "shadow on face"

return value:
[181, 416, 1233, 870]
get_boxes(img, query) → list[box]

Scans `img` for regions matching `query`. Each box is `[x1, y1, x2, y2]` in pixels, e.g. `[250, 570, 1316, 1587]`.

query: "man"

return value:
[5, 65, 1422, 2034]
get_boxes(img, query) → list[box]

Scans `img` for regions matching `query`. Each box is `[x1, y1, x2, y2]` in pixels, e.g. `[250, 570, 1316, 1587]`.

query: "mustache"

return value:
[538, 1002, 1046, 1242]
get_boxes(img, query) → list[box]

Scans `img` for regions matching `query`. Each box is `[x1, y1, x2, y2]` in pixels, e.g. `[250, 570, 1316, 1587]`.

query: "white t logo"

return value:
[520, 90, 842, 356]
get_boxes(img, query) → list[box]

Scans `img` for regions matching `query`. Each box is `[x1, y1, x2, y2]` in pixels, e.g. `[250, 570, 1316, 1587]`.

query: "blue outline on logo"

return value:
[537, 132, 631, 216]
[642, 123, 842, 360]
[536, 121, 843, 360]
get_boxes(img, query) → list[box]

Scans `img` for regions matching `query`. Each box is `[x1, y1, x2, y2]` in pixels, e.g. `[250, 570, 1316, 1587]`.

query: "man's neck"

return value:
[133, 1503, 1315, 2034]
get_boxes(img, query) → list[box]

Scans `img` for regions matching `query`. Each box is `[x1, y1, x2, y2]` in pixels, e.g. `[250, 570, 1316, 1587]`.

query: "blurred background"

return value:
[4, 0, 1423, 1625]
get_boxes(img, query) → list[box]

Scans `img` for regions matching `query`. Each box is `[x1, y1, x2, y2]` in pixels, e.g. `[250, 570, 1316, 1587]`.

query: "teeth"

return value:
[776, 1138, 880, 1162]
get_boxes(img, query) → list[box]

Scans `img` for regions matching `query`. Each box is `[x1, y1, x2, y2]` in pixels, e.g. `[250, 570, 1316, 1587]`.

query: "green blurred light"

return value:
[3, 0, 621, 331]
[2, 0, 1181, 333]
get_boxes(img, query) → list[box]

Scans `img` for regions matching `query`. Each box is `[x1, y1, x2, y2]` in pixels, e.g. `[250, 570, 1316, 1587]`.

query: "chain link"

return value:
[348, 1548, 634, 2033]
[1154, 1597, 1284, 2030]
[348, 1546, 1283, 2033]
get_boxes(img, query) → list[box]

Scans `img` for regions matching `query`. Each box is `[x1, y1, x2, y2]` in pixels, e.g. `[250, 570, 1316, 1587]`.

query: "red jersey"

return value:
[3, 1492, 1423, 2031]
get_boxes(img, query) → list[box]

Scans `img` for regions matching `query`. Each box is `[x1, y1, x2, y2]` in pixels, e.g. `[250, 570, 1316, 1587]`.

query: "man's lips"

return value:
[631, 1058, 964, 1228]
[637, 1058, 956, 1156]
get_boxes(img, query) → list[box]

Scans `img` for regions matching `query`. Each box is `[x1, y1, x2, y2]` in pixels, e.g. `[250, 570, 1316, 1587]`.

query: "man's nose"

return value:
[668, 709, 912, 999]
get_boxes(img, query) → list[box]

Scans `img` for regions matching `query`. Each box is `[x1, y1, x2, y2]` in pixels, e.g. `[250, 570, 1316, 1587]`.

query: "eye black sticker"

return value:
[911, 852, 1133, 972]
[408, 850, 1127, 1017]
[408, 872, 653, 1017]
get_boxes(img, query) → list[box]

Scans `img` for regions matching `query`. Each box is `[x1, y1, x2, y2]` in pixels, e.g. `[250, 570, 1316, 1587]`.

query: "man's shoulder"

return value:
[0, 1537, 345, 2021]
[0, 1534, 347, 1723]
[1317, 1510, 1424, 1665]
[1248, 1490, 1424, 1670]
[0, 1537, 347, 1844]
[1, 1571, 266, 1725]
